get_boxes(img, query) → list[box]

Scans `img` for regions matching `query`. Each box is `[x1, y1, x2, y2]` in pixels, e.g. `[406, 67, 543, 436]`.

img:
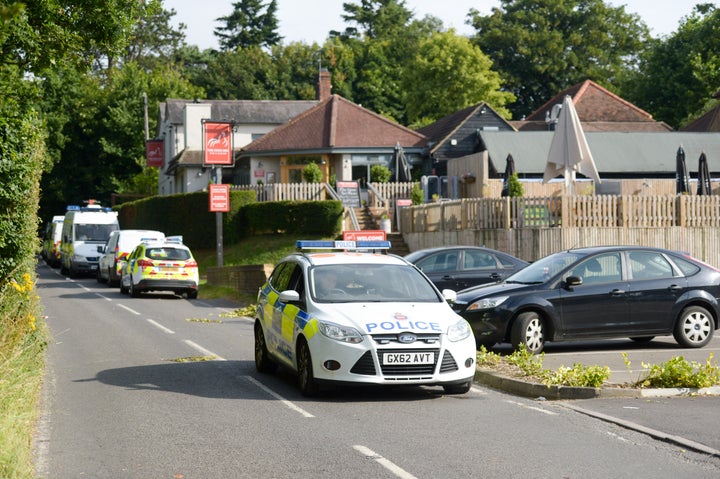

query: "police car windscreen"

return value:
[74, 224, 119, 242]
[312, 264, 441, 302]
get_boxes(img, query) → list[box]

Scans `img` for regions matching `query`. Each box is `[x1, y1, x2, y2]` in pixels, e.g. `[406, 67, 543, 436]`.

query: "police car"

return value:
[119, 236, 199, 299]
[254, 240, 477, 396]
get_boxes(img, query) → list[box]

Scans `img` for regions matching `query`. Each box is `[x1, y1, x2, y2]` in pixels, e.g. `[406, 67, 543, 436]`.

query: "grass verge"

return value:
[1, 269, 47, 479]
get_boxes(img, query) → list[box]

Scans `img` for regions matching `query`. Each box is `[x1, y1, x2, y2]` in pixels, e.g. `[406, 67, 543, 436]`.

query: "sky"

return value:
[163, 0, 707, 50]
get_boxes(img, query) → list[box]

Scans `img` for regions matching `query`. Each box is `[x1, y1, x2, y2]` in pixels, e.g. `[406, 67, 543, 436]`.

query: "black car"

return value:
[452, 246, 720, 353]
[405, 246, 529, 291]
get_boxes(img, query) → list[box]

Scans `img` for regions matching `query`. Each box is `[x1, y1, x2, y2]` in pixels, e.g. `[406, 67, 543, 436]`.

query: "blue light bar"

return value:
[296, 240, 391, 251]
[66, 205, 80, 211]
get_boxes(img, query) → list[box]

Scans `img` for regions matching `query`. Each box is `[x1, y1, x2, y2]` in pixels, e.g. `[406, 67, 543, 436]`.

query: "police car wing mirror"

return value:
[97, 245, 104, 253]
[279, 290, 301, 303]
[442, 289, 457, 304]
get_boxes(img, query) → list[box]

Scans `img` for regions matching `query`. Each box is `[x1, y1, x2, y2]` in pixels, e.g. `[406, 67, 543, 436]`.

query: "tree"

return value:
[337, 0, 442, 123]
[404, 30, 515, 126]
[621, 4, 720, 129]
[470, 0, 650, 119]
[214, 0, 282, 51]
[370, 164, 391, 182]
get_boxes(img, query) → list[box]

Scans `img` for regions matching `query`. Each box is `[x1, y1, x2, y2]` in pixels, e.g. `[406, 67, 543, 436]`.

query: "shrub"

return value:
[411, 183, 423, 205]
[634, 354, 720, 389]
[302, 162, 323, 183]
[370, 164, 392, 183]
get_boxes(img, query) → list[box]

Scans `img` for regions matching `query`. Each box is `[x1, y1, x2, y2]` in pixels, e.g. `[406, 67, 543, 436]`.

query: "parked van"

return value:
[60, 204, 119, 277]
[41, 215, 65, 267]
[97, 229, 165, 286]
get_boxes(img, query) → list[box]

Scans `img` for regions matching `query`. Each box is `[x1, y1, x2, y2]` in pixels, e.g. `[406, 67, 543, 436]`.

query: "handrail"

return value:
[323, 182, 341, 201]
[347, 207, 360, 230]
[366, 182, 388, 210]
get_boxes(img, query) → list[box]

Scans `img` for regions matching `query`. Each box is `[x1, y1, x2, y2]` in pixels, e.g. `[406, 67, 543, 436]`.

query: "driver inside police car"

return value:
[314, 269, 341, 297]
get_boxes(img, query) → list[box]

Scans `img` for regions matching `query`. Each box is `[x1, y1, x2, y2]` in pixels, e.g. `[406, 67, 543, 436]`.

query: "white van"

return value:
[60, 205, 119, 277]
[41, 215, 65, 267]
[97, 229, 165, 286]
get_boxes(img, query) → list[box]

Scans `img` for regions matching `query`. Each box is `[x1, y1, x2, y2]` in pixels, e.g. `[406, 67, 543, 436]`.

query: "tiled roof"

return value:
[161, 99, 318, 125]
[417, 102, 516, 142]
[242, 95, 427, 153]
[518, 80, 671, 132]
[682, 104, 720, 132]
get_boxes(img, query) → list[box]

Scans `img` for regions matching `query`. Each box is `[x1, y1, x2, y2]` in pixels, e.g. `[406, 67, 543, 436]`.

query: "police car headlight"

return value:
[467, 296, 508, 311]
[447, 319, 472, 342]
[318, 321, 363, 344]
[72, 254, 86, 261]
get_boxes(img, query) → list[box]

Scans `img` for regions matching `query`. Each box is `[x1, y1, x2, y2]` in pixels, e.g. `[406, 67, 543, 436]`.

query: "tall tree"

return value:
[214, 0, 282, 51]
[403, 31, 515, 127]
[470, 0, 650, 119]
[621, 4, 720, 129]
[337, 0, 440, 122]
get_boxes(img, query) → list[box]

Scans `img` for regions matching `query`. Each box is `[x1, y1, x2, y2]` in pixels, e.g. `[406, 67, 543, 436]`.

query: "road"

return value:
[34, 261, 720, 478]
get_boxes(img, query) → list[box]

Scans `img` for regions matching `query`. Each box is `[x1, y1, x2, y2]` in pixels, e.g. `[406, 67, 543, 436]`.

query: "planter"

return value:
[380, 218, 392, 233]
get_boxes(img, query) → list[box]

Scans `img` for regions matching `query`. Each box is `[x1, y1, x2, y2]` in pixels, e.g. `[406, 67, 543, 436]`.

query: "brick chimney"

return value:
[316, 68, 332, 101]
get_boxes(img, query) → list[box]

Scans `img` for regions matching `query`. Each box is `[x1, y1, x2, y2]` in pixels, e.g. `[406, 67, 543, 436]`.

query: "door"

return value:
[558, 253, 630, 338]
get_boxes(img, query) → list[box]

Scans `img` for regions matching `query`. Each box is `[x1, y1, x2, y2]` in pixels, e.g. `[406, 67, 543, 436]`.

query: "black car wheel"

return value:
[673, 305, 714, 348]
[129, 281, 140, 298]
[297, 338, 319, 397]
[186, 290, 198, 299]
[511, 311, 546, 354]
[254, 322, 277, 374]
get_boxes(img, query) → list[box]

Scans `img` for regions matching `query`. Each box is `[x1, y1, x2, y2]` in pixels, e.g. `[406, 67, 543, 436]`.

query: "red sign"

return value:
[203, 121, 233, 166]
[209, 184, 230, 212]
[146, 139, 164, 168]
[396, 199, 412, 207]
[343, 230, 386, 241]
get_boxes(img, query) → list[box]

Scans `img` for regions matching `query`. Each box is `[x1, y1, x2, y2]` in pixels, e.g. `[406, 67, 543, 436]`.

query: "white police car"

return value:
[255, 240, 477, 396]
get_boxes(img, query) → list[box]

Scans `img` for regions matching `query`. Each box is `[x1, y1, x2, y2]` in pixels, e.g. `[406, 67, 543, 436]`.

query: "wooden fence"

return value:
[232, 183, 326, 201]
[399, 195, 720, 266]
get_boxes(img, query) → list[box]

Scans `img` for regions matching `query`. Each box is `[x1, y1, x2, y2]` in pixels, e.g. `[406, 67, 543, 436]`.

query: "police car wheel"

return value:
[187, 290, 198, 300]
[297, 339, 319, 397]
[254, 323, 277, 373]
[129, 282, 141, 298]
[119, 279, 128, 294]
[443, 381, 472, 395]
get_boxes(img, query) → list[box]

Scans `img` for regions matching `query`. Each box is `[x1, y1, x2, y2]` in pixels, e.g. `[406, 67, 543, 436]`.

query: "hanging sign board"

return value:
[336, 181, 361, 207]
[203, 121, 233, 166]
[209, 184, 230, 212]
[145, 139, 164, 168]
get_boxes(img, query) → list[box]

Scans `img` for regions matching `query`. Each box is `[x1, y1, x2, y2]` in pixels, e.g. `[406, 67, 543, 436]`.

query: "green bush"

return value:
[508, 172, 524, 197]
[302, 162, 323, 183]
[370, 164, 392, 183]
[244, 200, 343, 236]
[633, 354, 720, 389]
[411, 183, 424, 205]
[117, 190, 256, 249]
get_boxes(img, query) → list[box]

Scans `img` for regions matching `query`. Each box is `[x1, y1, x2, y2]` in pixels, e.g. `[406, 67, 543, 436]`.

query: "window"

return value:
[570, 253, 621, 284]
[417, 253, 458, 273]
[629, 252, 675, 280]
[464, 251, 496, 270]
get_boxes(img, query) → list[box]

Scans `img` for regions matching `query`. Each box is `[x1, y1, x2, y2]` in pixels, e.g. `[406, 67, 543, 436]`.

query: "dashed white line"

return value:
[94, 293, 112, 301]
[146, 319, 174, 334]
[353, 445, 418, 479]
[183, 339, 226, 361]
[117, 304, 141, 315]
[244, 376, 315, 418]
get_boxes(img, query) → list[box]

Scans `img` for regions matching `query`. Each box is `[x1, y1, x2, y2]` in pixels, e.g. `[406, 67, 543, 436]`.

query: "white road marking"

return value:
[146, 319, 174, 334]
[94, 293, 112, 301]
[183, 340, 226, 361]
[505, 399, 558, 415]
[353, 445, 418, 479]
[117, 304, 141, 315]
[244, 376, 315, 418]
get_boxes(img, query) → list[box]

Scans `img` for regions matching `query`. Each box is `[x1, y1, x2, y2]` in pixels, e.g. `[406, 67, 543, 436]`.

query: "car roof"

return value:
[559, 245, 679, 255]
[292, 251, 410, 267]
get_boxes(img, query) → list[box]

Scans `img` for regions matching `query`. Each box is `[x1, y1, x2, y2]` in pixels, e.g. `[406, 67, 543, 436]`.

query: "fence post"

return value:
[677, 195, 687, 227]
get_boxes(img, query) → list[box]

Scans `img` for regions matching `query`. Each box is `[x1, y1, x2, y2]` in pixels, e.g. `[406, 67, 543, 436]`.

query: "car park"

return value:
[451, 246, 720, 353]
[405, 245, 529, 291]
[119, 236, 199, 299]
[254, 240, 477, 396]
[41, 215, 65, 267]
[97, 229, 165, 286]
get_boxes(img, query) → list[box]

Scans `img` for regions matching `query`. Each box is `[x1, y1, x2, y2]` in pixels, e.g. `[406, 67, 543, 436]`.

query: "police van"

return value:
[60, 204, 119, 277]
[41, 215, 65, 267]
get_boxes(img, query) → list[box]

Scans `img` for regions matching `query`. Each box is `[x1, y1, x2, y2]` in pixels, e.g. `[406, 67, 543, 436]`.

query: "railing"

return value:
[399, 195, 720, 233]
[232, 183, 326, 201]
